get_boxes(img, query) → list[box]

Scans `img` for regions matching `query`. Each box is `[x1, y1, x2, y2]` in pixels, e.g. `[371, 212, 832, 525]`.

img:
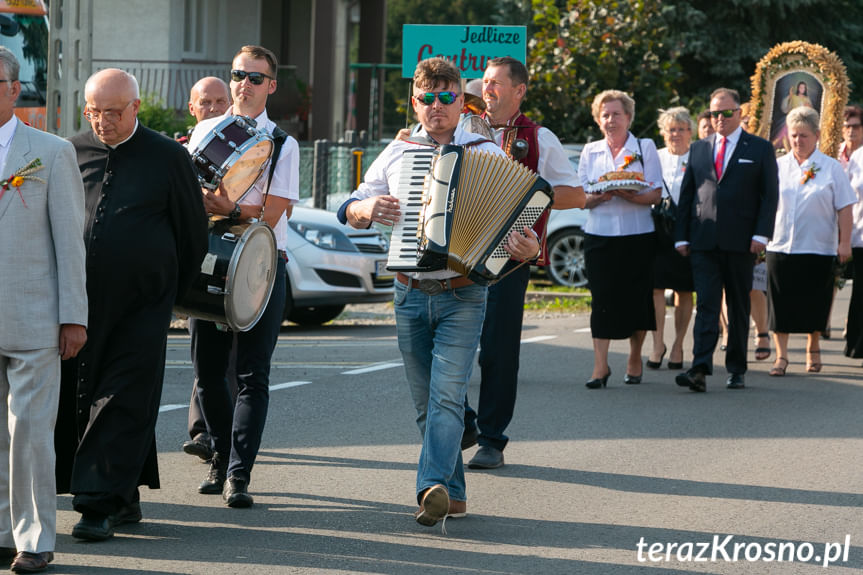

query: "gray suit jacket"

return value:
[0, 120, 87, 350]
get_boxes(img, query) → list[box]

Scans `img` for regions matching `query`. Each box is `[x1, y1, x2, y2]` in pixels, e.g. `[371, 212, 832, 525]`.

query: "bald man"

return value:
[188, 76, 230, 123]
[55, 68, 207, 541]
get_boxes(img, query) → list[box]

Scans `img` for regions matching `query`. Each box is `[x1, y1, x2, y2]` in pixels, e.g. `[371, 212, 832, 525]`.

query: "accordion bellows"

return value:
[388, 144, 553, 285]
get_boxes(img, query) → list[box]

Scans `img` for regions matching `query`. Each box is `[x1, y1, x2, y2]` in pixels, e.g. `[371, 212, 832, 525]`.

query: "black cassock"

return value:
[55, 125, 207, 515]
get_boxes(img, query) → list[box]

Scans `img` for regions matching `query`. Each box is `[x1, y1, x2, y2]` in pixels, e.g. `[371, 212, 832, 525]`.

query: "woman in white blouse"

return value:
[648, 107, 695, 372]
[844, 129, 863, 360]
[767, 106, 855, 375]
[579, 90, 662, 388]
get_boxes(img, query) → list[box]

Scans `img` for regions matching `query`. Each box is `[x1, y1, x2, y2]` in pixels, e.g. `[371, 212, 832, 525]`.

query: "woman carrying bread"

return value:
[578, 90, 662, 388]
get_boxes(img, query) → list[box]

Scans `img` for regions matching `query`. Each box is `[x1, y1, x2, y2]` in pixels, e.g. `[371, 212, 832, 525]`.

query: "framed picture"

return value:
[748, 41, 849, 157]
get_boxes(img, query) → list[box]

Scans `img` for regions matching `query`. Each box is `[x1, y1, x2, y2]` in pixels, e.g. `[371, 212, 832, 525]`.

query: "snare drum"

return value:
[175, 220, 278, 332]
[191, 115, 273, 203]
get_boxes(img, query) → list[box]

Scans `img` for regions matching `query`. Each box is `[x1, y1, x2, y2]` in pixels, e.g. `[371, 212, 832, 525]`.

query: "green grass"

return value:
[524, 295, 592, 313]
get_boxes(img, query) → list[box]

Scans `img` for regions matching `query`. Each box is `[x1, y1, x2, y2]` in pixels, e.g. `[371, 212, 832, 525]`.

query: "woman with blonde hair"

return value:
[579, 90, 662, 388]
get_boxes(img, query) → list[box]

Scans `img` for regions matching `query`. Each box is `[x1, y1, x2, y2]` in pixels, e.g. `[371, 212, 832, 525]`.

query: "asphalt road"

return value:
[51, 290, 862, 574]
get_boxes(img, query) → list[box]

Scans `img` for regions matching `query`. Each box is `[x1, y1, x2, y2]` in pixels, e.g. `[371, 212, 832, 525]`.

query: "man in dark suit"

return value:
[674, 87, 778, 391]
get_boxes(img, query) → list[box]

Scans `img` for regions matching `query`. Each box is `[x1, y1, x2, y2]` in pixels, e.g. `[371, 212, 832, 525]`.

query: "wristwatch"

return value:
[228, 202, 242, 221]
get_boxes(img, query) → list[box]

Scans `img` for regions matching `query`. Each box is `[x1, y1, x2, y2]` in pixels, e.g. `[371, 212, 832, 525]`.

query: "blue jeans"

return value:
[191, 258, 286, 482]
[394, 279, 487, 503]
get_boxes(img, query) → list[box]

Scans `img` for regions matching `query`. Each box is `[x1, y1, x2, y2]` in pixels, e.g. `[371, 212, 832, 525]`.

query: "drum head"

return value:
[224, 223, 277, 331]
[222, 138, 274, 203]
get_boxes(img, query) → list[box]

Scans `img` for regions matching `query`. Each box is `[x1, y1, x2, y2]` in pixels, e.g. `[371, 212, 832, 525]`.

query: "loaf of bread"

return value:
[598, 170, 645, 182]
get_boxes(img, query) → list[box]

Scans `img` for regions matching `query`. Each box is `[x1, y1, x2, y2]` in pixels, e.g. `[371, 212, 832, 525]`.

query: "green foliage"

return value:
[137, 93, 191, 137]
[528, 0, 686, 141]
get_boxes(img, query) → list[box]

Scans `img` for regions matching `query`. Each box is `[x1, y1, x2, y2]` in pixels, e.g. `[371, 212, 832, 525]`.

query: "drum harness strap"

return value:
[259, 125, 289, 221]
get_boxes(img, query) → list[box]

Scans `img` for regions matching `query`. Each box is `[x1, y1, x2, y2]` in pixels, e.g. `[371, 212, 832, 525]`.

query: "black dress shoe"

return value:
[223, 476, 254, 508]
[467, 445, 504, 469]
[646, 345, 666, 370]
[0, 547, 17, 560]
[461, 426, 478, 450]
[667, 360, 683, 370]
[624, 373, 642, 385]
[72, 513, 114, 541]
[10, 551, 53, 573]
[199, 452, 228, 494]
[726, 373, 745, 389]
[183, 434, 214, 461]
[109, 501, 142, 527]
[675, 370, 706, 392]
[585, 367, 611, 389]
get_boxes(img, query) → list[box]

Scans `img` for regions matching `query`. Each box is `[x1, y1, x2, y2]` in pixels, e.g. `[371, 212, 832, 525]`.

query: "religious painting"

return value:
[748, 41, 849, 158]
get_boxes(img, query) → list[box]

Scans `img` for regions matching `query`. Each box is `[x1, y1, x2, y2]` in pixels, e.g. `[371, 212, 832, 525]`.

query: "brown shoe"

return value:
[447, 499, 467, 519]
[10, 551, 53, 573]
[414, 484, 449, 526]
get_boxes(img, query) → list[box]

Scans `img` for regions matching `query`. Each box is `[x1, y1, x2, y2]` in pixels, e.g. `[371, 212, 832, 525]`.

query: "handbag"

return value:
[651, 184, 677, 247]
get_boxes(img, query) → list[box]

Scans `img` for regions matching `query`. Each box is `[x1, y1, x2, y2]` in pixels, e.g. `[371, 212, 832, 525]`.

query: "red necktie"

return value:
[715, 136, 727, 180]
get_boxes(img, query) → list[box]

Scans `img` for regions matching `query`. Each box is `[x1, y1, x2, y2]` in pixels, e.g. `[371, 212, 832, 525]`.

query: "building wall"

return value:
[92, 0, 174, 61]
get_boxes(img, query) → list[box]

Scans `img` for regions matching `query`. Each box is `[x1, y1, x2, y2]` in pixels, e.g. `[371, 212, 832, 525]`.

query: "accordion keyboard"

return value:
[386, 148, 435, 271]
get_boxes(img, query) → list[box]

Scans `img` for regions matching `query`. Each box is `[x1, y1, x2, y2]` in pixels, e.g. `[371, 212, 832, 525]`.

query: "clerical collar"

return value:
[0, 114, 17, 149]
[107, 120, 139, 149]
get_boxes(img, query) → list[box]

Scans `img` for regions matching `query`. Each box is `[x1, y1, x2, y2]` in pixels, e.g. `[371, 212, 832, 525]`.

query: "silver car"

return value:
[541, 144, 589, 288]
[284, 206, 393, 325]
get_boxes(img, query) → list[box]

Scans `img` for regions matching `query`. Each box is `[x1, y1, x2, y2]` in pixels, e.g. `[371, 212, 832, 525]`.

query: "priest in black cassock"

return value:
[55, 68, 208, 541]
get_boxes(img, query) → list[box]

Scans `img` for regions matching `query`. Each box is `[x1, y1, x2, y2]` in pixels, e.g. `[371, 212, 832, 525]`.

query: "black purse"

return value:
[652, 178, 677, 247]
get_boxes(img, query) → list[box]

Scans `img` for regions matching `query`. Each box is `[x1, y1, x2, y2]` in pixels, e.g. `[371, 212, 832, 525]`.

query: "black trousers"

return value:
[690, 249, 755, 375]
[464, 261, 530, 452]
[191, 260, 286, 482]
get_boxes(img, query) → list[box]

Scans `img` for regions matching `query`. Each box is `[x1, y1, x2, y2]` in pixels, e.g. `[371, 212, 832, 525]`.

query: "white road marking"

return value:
[159, 404, 188, 413]
[269, 381, 313, 391]
[573, 327, 591, 333]
[341, 362, 403, 375]
[521, 335, 557, 344]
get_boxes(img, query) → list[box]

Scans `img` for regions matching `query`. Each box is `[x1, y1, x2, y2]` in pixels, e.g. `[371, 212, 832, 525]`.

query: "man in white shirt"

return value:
[187, 45, 299, 508]
[339, 57, 538, 526]
[463, 57, 584, 470]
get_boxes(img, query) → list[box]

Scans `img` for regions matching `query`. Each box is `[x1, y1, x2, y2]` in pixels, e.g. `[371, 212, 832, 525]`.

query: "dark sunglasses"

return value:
[413, 91, 459, 106]
[231, 70, 273, 85]
[709, 108, 739, 118]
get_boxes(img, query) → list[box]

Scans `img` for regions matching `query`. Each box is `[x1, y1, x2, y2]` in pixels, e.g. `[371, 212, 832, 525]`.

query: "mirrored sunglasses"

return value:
[413, 91, 459, 106]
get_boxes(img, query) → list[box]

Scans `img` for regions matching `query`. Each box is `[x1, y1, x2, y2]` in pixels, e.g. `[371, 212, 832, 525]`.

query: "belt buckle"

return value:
[417, 278, 445, 296]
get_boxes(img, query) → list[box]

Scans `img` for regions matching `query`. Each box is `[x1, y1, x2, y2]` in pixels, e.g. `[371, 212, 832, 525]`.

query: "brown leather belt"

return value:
[396, 272, 473, 295]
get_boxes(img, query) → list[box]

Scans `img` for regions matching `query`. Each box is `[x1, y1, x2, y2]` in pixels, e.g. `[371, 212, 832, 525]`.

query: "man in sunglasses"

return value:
[187, 45, 299, 508]
[57, 68, 208, 541]
[462, 56, 585, 471]
[674, 87, 778, 392]
[338, 57, 539, 527]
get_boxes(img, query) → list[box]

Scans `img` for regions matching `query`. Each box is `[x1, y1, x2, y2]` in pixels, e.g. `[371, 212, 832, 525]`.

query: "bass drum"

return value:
[190, 115, 273, 203]
[176, 220, 277, 332]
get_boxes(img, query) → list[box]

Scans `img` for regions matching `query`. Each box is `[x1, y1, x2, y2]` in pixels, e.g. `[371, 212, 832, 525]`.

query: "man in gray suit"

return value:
[0, 47, 87, 573]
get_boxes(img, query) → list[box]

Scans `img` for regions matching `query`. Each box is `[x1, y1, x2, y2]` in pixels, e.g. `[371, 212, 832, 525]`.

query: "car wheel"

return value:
[547, 228, 588, 288]
[287, 304, 346, 326]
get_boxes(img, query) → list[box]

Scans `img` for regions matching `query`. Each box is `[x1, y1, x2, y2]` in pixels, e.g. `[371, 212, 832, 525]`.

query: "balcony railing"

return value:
[93, 59, 230, 110]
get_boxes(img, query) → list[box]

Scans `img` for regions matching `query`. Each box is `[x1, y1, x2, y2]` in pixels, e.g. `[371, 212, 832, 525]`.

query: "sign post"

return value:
[402, 24, 526, 79]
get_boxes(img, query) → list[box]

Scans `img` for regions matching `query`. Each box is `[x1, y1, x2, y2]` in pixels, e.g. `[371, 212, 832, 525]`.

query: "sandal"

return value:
[806, 351, 822, 373]
[769, 357, 788, 377]
[754, 332, 771, 361]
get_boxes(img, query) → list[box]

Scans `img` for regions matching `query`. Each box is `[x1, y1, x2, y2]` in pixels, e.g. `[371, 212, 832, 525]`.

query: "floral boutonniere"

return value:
[0, 158, 45, 208]
[620, 152, 642, 171]
[800, 163, 819, 185]
[681, 161, 687, 173]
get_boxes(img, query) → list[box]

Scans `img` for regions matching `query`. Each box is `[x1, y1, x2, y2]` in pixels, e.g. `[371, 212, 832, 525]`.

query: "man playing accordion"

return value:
[338, 57, 539, 527]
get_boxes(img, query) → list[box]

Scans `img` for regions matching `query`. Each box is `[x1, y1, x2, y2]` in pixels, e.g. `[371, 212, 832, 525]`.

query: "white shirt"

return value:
[845, 146, 863, 248]
[657, 147, 689, 204]
[713, 127, 742, 175]
[769, 149, 856, 255]
[578, 132, 662, 236]
[491, 124, 578, 186]
[351, 123, 506, 279]
[189, 107, 300, 250]
[0, 115, 18, 176]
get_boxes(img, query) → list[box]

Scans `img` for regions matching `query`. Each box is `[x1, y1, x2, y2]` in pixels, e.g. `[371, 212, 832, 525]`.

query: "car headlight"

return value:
[288, 220, 357, 251]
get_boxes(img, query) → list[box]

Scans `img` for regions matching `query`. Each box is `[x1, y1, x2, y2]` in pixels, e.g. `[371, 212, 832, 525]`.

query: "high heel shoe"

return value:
[806, 351, 822, 373]
[646, 345, 666, 370]
[585, 367, 611, 389]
